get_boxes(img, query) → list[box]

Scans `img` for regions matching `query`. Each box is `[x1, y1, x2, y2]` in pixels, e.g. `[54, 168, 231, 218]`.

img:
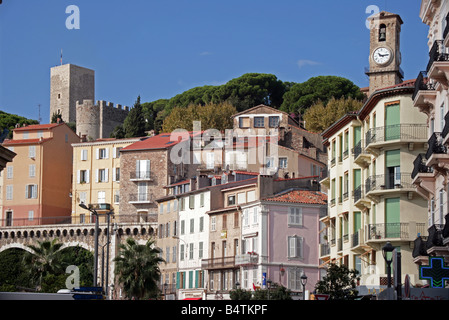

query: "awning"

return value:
[183, 298, 202, 300]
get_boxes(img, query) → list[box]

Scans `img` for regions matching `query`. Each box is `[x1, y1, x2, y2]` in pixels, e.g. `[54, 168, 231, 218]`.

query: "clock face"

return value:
[373, 47, 392, 65]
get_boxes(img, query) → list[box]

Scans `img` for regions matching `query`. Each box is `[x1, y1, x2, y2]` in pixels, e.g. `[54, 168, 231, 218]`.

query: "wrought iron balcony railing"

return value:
[412, 71, 436, 101]
[129, 193, 154, 203]
[427, 40, 449, 72]
[320, 243, 330, 257]
[365, 173, 414, 193]
[411, 153, 433, 179]
[353, 185, 363, 203]
[130, 170, 152, 180]
[442, 111, 449, 139]
[426, 224, 445, 250]
[352, 140, 364, 159]
[201, 256, 235, 270]
[426, 132, 447, 160]
[365, 124, 427, 146]
[412, 235, 429, 258]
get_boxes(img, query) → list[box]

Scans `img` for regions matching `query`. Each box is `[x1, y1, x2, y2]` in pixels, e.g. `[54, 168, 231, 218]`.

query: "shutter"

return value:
[113, 147, 117, 158]
[86, 170, 90, 183]
[105, 148, 109, 159]
[77, 170, 81, 184]
[182, 272, 186, 289]
[112, 168, 116, 182]
[95, 169, 99, 183]
[385, 149, 400, 168]
[105, 168, 109, 182]
[32, 185, 37, 199]
[96, 148, 99, 159]
[298, 237, 303, 258]
[176, 272, 180, 289]
[195, 270, 199, 288]
[25, 185, 29, 199]
[136, 160, 140, 175]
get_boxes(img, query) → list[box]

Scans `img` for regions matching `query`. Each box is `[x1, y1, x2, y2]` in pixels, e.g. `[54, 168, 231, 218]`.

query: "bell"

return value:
[379, 29, 386, 41]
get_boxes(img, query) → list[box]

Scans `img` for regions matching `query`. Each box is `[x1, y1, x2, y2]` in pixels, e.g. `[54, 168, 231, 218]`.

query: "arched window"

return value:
[379, 24, 386, 41]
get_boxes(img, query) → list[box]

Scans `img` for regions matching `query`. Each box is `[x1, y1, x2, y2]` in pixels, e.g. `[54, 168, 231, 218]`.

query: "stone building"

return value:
[50, 63, 129, 141]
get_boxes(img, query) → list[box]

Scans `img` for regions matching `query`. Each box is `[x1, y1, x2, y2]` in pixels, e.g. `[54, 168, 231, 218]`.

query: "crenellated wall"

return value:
[76, 100, 130, 141]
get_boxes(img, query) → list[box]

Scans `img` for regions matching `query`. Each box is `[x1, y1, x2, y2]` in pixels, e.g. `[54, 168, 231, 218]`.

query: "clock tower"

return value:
[366, 11, 404, 96]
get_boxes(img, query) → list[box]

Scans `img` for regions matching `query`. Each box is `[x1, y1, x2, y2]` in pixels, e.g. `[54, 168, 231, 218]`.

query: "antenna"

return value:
[60, 49, 63, 65]
[38, 104, 42, 124]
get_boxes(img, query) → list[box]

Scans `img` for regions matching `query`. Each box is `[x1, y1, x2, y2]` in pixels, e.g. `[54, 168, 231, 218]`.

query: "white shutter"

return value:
[298, 237, 303, 258]
[113, 147, 117, 159]
[86, 170, 90, 183]
[32, 185, 38, 199]
[77, 170, 81, 184]
[105, 168, 109, 182]
[105, 148, 109, 159]
[112, 168, 116, 182]
[95, 169, 99, 183]
[96, 149, 99, 159]
[25, 185, 29, 199]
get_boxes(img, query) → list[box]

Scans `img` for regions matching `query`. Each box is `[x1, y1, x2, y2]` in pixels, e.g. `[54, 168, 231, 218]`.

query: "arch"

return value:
[0, 243, 34, 254]
[133, 228, 139, 236]
[56, 230, 61, 237]
[379, 23, 386, 41]
[60, 241, 93, 252]
[23, 231, 28, 238]
[49, 230, 54, 237]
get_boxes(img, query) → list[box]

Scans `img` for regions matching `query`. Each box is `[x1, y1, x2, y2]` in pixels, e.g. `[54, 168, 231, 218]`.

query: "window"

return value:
[254, 117, 264, 128]
[253, 207, 258, 224]
[29, 146, 36, 158]
[228, 195, 236, 206]
[25, 184, 38, 199]
[78, 170, 89, 184]
[279, 157, 288, 169]
[113, 147, 122, 158]
[237, 192, 246, 204]
[189, 195, 195, 209]
[266, 157, 274, 168]
[239, 117, 250, 128]
[234, 212, 239, 228]
[288, 236, 303, 259]
[159, 203, 164, 214]
[200, 193, 204, 207]
[211, 216, 216, 231]
[136, 160, 151, 179]
[288, 268, 304, 290]
[180, 220, 185, 235]
[190, 218, 194, 233]
[28, 210, 34, 221]
[97, 148, 108, 159]
[23, 131, 29, 139]
[199, 217, 204, 232]
[97, 191, 106, 203]
[79, 192, 87, 205]
[440, 189, 445, 224]
[199, 242, 203, 259]
[289, 207, 303, 226]
[113, 168, 120, 182]
[222, 214, 227, 230]
[114, 191, 120, 204]
[172, 246, 177, 262]
[180, 245, 185, 261]
[6, 185, 13, 200]
[97, 169, 108, 183]
[166, 247, 170, 263]
[29, 164, 36, 178]
[269, 116, 280, 128]
[189, 243, 194, 260]
[379, 24, 386, 41]
[6, 166, 13, 179]
[247, 190, 255, 202]
[243, 209, 249, 226]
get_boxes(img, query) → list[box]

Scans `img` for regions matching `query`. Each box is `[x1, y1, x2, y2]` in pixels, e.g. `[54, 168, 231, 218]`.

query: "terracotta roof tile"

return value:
[13, 123, 62, 131]
[264, 190, 327, 205]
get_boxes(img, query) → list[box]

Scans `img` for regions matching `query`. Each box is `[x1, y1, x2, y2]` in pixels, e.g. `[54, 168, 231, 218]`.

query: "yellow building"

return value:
[2, 123, 79, 226]
[71, 137, 142, 222]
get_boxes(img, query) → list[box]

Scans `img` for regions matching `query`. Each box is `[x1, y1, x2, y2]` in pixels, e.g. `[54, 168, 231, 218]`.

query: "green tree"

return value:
[0, 248, 31, 291]
[229, 288, 253, 300]
[123, 96, 147, 138]
[114, 238, 164, 300]
[314, 263, 359, 300]
[162, 102, 237, 133]
[280, 76, 364, 115]
[0, 111, 39, 139]
[22, 239, 65, 290]
[51, 110, 63, 123]
[303, 97, 363, 133]
[251, 284, 292, 300]
[142, 99, 170, 133]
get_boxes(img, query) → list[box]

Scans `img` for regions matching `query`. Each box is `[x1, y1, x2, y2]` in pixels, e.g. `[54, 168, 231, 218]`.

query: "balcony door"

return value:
[385, 149, 400, 189]
[385, 197, 400, 238]
[385, 103, 400, 141]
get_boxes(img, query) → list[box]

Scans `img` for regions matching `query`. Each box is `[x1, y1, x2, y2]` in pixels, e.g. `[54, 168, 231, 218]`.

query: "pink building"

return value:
[238, 189, 326, 298]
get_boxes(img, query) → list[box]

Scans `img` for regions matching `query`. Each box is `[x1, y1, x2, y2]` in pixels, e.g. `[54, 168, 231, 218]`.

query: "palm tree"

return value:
[22, 239, 64, 290]
[114, 238, 164, 300]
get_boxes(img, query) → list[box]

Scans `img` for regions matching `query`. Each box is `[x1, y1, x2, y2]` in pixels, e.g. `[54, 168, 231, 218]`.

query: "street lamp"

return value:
[79, 203, 99, 287]
[266, 279, 272, 300]
[301, 273, 308, 301]
[164, 282, 168, 300]
[382, 242, 394, 289]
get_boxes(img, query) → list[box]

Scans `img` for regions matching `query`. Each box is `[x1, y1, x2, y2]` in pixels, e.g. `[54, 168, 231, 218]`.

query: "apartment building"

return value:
[2, 123, 79, 226]
[71, 137, 141, 222]
[320, 11, 429, 288]
[411, 0, 449, 264]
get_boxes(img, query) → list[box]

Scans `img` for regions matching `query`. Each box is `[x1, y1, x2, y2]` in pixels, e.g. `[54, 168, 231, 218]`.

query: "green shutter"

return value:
[354, 211, 361, 232]
[385, 149, 400, 168]
[176, 272, 180, 289]
[354, 126, 361, 145]
[385, 104, 400, 141]
[182, 272, 186, 289]
[189, 271, 193, 289]
[195, 270, 199, 288]
[354, 169, 361, 189]
[385, 198, 400, 238]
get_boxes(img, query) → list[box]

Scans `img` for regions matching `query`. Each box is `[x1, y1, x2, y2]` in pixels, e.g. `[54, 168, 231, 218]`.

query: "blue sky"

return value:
[0, 0, 429, 122]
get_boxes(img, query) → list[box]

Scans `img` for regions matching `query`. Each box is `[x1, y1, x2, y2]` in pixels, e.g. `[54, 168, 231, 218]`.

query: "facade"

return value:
[71, 137, 141, 222]
[411, 0, 449, 264]
[320, 11, 429, 287]
[1, 123, 80, 226]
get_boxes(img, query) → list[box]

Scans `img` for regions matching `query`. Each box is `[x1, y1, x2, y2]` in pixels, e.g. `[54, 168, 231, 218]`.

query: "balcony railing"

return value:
[442, 111, 449, 139]
[353, 185, 363, 203]
[367, 223, 426, 241]
[351, 230, 360, 248]
[130, 170, 152, 180]
[444, 13, 449, 40]
[427, 40, 449, 72]
[352, 140, 364, 159]
[411, 154, 433, 179]
[365, 124, 427, 146]
[426, 132, 447, 160]
[412, 71, 436, 101]
[365, 173, 414, 193]
[426, 224, 445, 250]
[412, 236, 429, 258]
[129, 193, 154, 203]
[320, 243, 330, 257]
[201, 256, 235, 270]
[235, 253, 258, 266]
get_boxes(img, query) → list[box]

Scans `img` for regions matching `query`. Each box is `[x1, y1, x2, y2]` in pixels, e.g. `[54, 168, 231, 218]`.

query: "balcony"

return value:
[365, 173, 415, 201]
[411, 154, 433, 180]
[353, 185, 370, 210]
[425, 132, 449, 170]
[412, 71, 437, 115]
[427, 40, 449, 87]
[412, 236, 429, 265]
[235, 253, 258, 266]
[365, 124, 427, 155]
[366, 222, 426, 243]
[201, 256, 236, 270]
[352, 140, 371, 167]
[320, 243, 330, 259]
[425, 224, 448, 256]
[351, 229, 370, 253]
[128, 193, 154, 204]
[444, 12, 449, 46]
[130, 170, 152, 181]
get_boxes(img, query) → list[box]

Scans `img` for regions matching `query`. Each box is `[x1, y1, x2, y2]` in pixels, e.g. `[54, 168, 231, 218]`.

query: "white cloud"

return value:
[297, 59, 321, 69]
[200, 51, 212, 56]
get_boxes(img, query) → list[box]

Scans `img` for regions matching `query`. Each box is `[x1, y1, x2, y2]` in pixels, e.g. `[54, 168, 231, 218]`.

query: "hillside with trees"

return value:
[0, 111, 39, 140]
[113, 73, 366, 137]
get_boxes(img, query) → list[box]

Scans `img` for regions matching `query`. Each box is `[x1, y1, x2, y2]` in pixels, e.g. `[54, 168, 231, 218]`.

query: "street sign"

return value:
[314, 294, 330, 300]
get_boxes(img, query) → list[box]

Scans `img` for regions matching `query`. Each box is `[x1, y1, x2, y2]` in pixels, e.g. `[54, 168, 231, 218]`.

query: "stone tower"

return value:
[366, 11, 404, 96]
[50, 64, 95, 123]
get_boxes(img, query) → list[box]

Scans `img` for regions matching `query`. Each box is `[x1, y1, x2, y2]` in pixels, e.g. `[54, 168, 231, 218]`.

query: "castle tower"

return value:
[366, 11, 404, 96]
[50, 64, 95, 123]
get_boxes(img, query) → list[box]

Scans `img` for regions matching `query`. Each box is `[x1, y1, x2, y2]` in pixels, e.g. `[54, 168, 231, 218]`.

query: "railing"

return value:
[427, 40, 449, 72]
[442, 111, 449, 139]
[320, 243, 330, 257]
[365, 124, 427, 146]
[367, 223, 426, 240]
[444, 12, 449, 40]
[426, 224, 445, 250]
[0, 213, 158, 227]
[412, 71, 435, 101]
[353, 185, 363, 203]
[235, 253, 258, 266]
[351, 230, 360, 248]
[130, 170, 152, 180]
[444, 214, 449, 239]
[201, 256, 235, 269]
[365, 173, 414, 193]
[412, 154, 433, 179]
[412, 236, 429, 258]
[129, 193, 154, 203]
[352, 140, 364, 159]
[426, 132, 447, 159]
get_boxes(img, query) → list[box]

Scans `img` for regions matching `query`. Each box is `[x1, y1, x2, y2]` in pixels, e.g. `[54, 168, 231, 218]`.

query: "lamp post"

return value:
[80, 203, 99, 287]
[300, 273, 308, 301]
[382, 242, 394, 289]
[266, 279, 272, 300]
[164, 282, 168, 300]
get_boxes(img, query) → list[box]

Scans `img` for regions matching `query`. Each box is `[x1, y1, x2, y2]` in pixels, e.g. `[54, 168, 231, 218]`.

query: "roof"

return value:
[3, 137, 53, 146]
[120, 132, 201, 152]
[13, 123, 63, 131]
[263, 189, 327, 205]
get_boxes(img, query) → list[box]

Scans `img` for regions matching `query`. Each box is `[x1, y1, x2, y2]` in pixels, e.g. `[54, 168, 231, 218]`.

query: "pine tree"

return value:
[123, 96, 147, 138]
